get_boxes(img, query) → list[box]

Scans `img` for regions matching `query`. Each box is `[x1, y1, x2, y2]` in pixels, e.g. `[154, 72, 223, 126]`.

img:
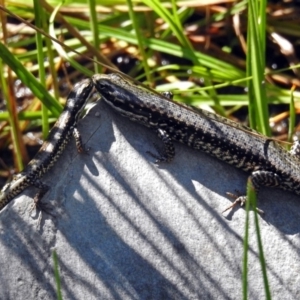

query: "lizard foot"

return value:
[223, 192, 264, 214]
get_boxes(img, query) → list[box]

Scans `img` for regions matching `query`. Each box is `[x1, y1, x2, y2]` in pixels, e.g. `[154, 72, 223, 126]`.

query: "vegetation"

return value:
[1, 1, 300, 298]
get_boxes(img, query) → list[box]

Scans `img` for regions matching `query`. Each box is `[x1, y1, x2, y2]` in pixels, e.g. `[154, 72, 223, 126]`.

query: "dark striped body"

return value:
[92, 73, 300, 196]
[3, 72, 300, 213]
[0, 78, 94, 211]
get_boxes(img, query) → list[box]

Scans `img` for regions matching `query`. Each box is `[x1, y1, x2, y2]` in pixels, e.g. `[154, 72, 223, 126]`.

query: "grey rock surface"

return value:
[1, 100, 300, 299]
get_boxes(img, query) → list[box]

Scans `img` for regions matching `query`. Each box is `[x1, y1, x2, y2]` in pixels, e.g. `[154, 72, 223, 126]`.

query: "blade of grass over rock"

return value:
[242, 180, 251, 300]
[253, 197, 271, 300]
[52, 250, 63, 300]
[243, 179, 270, 300]
[245, 4, 271, 297]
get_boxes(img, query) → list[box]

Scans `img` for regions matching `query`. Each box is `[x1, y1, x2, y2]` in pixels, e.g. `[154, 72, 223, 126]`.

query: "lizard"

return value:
[1, 72, 299, 213]
[0, 78, 94, 211]
[92, 73, 300, 212]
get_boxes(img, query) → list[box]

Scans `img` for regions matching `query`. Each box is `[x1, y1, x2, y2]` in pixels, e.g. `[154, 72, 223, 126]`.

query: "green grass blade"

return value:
[242, 179, 252, 300]
[0, 42, 62, 117]
[0, 59, 24, 170]
[244, 180, 271, 300]
[52, 250, 63, 300]
[98, 25, 244, 79]
[253, 204, 271, 300]
[126, 0, 152, 83]
[87, 0, 102, 73]
[247, 0, 270, 135]
[33, 0, 49, 138]
[288, 87, 296, 145]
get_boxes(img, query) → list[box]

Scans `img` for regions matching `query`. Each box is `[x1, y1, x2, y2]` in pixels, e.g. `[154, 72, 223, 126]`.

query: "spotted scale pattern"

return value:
[92, 73, 300, 198]
[0, 78, 94, 211]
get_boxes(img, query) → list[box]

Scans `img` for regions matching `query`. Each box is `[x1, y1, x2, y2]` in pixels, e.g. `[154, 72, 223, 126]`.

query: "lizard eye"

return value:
[96, 80, 110, 90]
[96, 82, 104, 89]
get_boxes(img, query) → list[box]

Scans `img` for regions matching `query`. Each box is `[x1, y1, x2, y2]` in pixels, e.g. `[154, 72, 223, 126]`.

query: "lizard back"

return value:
[93, 73, 300, 194]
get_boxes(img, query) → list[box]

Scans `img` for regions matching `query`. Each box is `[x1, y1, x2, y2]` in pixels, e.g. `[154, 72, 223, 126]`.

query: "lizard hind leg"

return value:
[223, 170, 281, 214]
